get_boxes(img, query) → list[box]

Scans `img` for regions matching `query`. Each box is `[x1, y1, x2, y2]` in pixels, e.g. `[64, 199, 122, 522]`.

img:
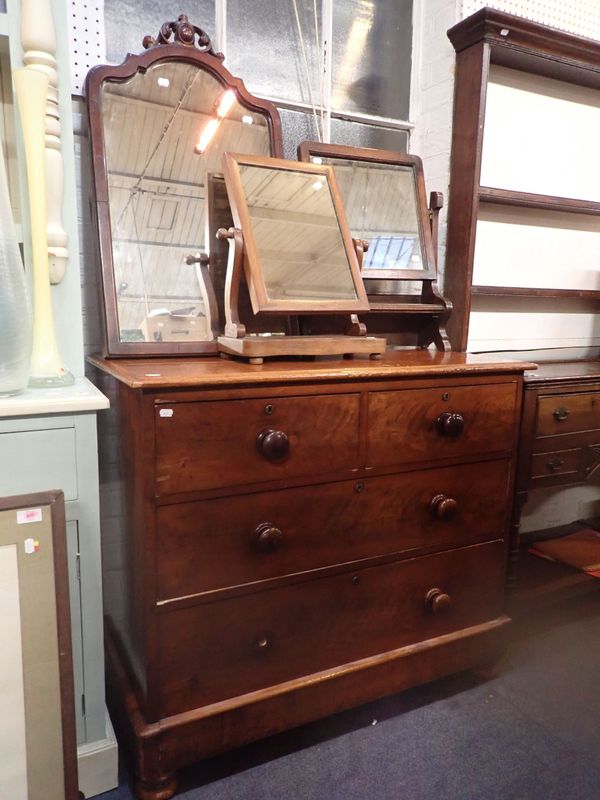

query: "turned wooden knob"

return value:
[255, 522, 283, 551]
[436, 412, 464, 437]
[425, 588, 451, 614]
[430, 493, 458, 520]
[256, 429, 290, 461]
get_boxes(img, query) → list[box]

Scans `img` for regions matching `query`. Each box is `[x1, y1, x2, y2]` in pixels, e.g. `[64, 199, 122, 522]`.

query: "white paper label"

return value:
[17, 508, 42, 525]
[159, 409, 174, 418]
[23, 538, 40, 554]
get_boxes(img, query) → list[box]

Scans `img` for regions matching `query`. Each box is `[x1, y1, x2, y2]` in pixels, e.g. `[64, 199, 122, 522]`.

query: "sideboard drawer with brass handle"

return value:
[536, 392, 600, 437]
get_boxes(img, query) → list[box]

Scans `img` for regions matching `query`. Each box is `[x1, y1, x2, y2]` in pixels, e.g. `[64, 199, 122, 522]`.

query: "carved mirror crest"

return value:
[86, 15, 283, 356]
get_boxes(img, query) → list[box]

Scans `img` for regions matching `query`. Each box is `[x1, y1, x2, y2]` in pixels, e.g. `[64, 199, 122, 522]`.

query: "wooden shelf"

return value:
[479, 186, 600, 216]
[471, 285, 600, 301]
[368, 301, 445, 314]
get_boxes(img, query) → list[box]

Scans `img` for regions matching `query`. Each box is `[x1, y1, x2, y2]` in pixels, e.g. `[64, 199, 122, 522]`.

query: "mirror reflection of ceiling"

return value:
[311, 156, 423, 271]
[239, 164, 358, 302]
[102, 61, 270, 341]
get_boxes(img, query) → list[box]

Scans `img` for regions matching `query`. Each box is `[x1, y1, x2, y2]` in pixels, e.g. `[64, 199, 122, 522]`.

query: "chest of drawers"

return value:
[90, 351, 530, 800]
[511, 360, 600, 589]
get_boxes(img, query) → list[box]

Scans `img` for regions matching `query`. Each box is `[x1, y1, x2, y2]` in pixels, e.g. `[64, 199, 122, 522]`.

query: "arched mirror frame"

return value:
[86, 16, 284, 357]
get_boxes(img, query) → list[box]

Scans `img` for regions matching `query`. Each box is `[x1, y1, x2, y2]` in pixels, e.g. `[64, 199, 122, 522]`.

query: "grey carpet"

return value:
[95, 594, 600, 800]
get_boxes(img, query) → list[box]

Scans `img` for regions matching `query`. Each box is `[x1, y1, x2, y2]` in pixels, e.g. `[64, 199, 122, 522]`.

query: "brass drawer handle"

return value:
[255, 522, 283, 552]
[435, 412, 465, 438]
[546, 457, 564, 473]
[256, 428, 290, 461]
[553, 407, 570, 422]
[424, 588, 451, 614]
[430, 494, 458, 520]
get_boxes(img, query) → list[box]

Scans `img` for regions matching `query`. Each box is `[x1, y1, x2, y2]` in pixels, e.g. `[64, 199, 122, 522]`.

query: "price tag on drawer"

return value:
[159, 409, 174, 418]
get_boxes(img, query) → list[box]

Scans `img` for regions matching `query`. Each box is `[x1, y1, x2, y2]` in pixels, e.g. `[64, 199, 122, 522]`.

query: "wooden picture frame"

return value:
[86, 15, 283, 358]
[0, 490, 78, 800]
[297, 141, 438, 281]
[221, 152, 370, 315]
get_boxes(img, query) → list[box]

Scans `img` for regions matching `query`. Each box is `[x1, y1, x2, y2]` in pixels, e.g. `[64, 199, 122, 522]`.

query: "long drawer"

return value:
[156, 459, 511, 601]
[367, 382, 519, 467]
[536, 391, 600, 437]
[155, 393, 360, 496]
[155, 540, 505, 716]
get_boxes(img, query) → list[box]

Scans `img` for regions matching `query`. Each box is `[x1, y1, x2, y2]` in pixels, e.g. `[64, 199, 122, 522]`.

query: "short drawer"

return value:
[155, 393, 360, 495]
[155, 540, 505, 716]
[531, 448, 580, 481]
[367, 382, 519, 467]
[156, 459, 512, 600]
[537, 392, 600, 437]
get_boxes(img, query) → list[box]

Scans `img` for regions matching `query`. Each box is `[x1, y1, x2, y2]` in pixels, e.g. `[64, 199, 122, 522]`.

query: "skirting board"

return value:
[77, 710, 118, 799]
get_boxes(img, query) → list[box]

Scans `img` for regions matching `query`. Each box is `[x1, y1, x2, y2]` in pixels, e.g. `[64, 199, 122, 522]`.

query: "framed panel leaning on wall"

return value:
[0, 490, 78, 800]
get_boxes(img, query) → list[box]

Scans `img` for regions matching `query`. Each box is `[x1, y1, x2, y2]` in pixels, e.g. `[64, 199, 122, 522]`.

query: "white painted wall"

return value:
[410, 0, 460, 282]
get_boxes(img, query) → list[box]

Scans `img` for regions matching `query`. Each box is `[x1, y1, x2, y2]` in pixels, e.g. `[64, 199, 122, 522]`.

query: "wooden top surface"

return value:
[88, 350, 536, 390]
[523, 359, 600, 385]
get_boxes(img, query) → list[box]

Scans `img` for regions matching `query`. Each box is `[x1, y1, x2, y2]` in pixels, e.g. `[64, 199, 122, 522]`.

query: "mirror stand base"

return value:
[217, 334, 386, 364]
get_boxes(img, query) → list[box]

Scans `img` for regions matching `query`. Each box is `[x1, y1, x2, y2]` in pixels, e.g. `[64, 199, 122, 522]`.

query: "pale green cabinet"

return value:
[0, 0, 115, 794]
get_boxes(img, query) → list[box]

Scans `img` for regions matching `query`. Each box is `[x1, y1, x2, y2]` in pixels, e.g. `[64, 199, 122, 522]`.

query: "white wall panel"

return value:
[468, 307, 600, 352]
[481, 67, 600, 201]
[473, 205, 600, 290]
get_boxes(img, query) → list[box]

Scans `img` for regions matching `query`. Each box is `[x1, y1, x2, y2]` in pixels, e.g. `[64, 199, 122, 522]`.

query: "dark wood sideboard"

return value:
[90, 351, 533, 799]
[510, 358, 600, 601]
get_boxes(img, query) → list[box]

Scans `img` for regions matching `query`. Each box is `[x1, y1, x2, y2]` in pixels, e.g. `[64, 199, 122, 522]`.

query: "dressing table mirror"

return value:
[298, 142, 451, 350]
[86, 14, 283, 356]
[217, 153, 386, 362]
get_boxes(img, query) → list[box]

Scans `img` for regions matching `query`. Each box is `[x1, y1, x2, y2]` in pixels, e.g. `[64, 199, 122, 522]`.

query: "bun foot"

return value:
[135, 773, 177, 800]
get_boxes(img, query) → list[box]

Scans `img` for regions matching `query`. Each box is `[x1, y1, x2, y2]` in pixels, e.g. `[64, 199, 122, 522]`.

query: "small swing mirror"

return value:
[222, 153, 369, 314]
[297, 142, 438, 281]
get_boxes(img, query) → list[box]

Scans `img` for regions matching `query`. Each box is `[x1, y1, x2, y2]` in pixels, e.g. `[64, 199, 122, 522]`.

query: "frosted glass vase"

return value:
[0, 144, 32, 397]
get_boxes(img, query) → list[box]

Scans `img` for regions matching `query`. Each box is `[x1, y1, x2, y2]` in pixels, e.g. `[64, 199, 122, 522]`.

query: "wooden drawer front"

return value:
[367, 382, 518, 467]
[537, 392, 600, 437]
[155, 541, 505, 715]
[156, 459, 511, 600]
[531, 448, 580, 481]
[155, 393, 360, 495]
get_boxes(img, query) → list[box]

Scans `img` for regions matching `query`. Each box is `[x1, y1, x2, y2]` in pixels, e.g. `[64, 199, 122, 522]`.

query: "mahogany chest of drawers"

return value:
[90, 351, 530, 800]
[511, 359, 600, 587]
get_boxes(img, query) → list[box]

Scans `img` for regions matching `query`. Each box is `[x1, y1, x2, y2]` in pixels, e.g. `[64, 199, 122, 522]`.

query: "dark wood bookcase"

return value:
[444, 7, 600, 351]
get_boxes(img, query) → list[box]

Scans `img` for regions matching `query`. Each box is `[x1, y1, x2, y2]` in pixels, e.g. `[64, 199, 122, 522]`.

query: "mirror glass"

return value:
[309, 156, 424, 272]
[102, 61, 271, 342]
[239, 163, 358, 301]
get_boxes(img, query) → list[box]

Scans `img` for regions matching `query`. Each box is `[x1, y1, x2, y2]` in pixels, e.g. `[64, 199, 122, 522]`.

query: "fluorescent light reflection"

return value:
[216, 89, 236, 118]
[194, 89, 238, 155]
[195, 118, 221, 154]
